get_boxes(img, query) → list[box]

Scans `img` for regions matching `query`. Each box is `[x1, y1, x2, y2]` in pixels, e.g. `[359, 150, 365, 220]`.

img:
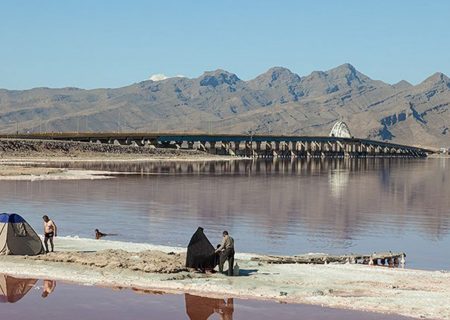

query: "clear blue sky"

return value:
[1, 0, 449, 89]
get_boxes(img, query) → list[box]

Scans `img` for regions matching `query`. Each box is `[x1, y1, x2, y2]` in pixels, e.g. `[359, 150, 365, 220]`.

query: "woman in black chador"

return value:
[186, 227, 218, 272]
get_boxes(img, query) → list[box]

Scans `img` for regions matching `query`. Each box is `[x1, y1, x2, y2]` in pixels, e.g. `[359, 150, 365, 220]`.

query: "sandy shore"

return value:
[0, 237, 448, 319]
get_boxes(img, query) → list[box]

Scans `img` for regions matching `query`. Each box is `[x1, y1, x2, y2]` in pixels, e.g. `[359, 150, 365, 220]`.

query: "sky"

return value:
[0, 0, 449, 89]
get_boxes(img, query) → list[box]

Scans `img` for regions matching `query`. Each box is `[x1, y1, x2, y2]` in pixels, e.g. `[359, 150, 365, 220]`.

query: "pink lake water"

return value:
[1, 158, 448, 319]
[1, 158, 448, 270]
[0, 275, 414, 320]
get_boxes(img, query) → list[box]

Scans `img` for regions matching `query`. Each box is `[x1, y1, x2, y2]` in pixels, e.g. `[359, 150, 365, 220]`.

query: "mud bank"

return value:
[0, 237, 449, 319]
[27, 249, 187, 273]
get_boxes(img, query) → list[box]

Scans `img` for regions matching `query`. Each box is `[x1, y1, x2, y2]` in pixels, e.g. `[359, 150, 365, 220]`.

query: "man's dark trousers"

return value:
[219, 248, 235, 276]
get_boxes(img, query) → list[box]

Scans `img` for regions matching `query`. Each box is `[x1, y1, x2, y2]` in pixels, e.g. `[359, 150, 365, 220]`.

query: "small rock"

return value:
[312, 290, 324, 296]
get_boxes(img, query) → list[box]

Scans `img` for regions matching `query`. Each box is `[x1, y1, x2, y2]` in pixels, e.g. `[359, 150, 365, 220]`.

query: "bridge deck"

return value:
[0, 132, 433, 157]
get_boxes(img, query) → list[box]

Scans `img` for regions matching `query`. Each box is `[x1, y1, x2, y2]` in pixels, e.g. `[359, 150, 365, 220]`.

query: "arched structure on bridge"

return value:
[330, 121, 352, 138]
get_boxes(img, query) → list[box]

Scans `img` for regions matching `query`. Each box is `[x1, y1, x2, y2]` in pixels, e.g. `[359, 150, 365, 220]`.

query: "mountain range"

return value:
[0, 63, 449, 148]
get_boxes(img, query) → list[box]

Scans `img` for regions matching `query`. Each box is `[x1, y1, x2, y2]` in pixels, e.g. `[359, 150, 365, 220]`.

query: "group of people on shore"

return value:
[186, 227, 236, 276]
[41, 217, 236, 276]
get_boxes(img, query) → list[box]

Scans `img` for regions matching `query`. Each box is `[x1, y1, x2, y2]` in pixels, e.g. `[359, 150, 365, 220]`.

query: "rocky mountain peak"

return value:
[326, 63, 363, 83]
[393, 80, 413, 90]
[263, 67, 300, 80]
[421, 72, 450, 86]
[329, 63, 357, 76]
[248, 67, 301, 89]
[198, 69, 241, 88]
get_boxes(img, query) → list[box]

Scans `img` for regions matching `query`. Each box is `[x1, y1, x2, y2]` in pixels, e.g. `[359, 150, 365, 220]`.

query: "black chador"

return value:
[186, 227, 218, 270]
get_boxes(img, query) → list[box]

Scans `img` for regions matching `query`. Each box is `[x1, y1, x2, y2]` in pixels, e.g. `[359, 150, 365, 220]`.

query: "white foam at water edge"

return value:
[37, 235, 257, 260]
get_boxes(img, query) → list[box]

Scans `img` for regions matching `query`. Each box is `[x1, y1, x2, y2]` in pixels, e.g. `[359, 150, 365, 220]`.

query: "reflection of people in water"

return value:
[41, 280, 56, 298]
[216, 298, 234, 320]
[0, 275, 37, 303]
[185, 293, 234, 320]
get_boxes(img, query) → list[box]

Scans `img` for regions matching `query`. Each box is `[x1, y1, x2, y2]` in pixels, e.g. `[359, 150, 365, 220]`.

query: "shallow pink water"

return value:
[0, 275, 414, 320]
[1, 158, 449, 270]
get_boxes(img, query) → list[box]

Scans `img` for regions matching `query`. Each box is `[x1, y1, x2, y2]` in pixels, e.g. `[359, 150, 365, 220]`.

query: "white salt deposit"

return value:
[0, 237, 449, 319]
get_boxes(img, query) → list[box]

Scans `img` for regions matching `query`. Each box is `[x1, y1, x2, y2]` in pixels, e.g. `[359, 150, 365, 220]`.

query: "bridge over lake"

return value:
[0, 132, 432, 158]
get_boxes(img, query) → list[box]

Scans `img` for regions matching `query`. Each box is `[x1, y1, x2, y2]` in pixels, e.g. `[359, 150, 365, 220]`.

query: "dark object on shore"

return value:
[251, 251, 406, 267]
[186, 227, 217, 270]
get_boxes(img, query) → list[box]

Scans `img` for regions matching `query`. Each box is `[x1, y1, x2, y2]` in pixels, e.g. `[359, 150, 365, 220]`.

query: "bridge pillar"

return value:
[289, 142, 297, 158]
[305, 141, 312, 157]
[318, 142, 326, 158]
[209, 141, 216, 154]
[274, 141, 280, 151]
[198, 141, 207, 152]
[296, 142, 303, 157]
[233, 141, 240, 153]
[342, 142, 350, 157]
[223, 142, 235, 156]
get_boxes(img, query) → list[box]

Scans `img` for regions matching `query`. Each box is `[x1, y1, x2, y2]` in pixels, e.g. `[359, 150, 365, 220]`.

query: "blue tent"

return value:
[0, 213, 44, 255]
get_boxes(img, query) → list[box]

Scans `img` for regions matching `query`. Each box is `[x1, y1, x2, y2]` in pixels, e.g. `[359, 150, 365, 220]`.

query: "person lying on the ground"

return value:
[95, 229, 107, 239]
[95, 229, 118, 239]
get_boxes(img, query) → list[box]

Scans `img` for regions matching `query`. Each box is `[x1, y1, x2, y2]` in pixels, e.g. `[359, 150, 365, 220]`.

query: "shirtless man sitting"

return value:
[42, 215, 57, 253]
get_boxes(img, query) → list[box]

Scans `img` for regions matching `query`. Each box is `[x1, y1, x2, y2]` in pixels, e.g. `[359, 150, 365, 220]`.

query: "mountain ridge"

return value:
[0, 64, 449, 148]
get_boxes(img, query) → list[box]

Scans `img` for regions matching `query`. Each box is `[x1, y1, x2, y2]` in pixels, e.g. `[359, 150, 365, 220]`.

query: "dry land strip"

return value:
[0, 138, 232, 179]
[0, 237, 448, 320]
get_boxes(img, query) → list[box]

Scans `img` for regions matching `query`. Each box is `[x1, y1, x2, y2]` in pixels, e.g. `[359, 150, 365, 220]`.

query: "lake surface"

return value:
[1, 158, 449, 270]
[0, 275, 413, 320]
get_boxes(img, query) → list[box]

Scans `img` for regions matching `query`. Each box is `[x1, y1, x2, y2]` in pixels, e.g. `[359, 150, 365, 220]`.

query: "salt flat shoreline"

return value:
[0, 237, 448, 319]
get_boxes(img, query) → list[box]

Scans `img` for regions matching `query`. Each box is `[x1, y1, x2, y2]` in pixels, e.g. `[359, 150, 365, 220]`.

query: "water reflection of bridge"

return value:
[3, 133, 431, 158]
